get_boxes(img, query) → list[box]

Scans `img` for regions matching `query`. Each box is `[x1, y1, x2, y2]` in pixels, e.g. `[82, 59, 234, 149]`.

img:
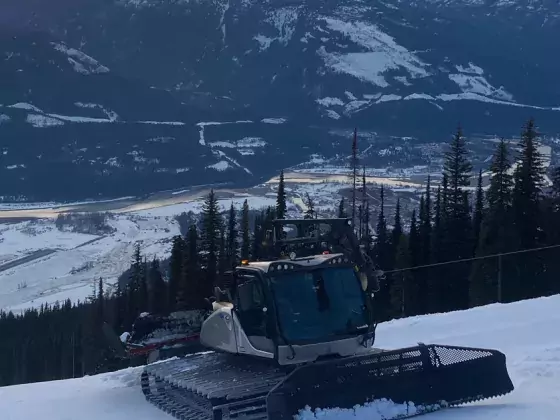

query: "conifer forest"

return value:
[1, 118, 560, 387]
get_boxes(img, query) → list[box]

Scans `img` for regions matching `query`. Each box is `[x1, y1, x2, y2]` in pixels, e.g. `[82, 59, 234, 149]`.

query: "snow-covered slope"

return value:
[2, 294, 559, 420]
[0, 194, 278, 313]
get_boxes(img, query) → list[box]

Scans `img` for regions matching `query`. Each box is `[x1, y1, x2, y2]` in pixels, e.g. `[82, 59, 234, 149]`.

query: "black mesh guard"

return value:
[266, 343, 514, 420]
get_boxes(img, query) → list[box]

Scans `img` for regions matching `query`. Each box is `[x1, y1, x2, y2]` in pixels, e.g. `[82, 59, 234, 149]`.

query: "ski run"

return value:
[1, 293, 558, 420]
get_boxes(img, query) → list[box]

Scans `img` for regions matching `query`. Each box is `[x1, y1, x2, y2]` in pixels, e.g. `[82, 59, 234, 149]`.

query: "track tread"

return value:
[141, 346, 513, 420]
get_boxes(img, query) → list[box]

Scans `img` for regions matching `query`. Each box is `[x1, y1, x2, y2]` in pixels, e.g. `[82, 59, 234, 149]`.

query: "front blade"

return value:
[266, 343, 514, 420]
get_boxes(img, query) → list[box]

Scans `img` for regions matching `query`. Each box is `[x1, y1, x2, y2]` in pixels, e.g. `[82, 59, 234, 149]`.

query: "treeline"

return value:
[366, 119, 560, 321]
[0, 185, 290, 387]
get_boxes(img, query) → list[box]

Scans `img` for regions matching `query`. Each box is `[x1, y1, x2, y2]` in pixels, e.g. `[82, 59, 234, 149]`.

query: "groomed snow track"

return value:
[140, 343, 514, 420]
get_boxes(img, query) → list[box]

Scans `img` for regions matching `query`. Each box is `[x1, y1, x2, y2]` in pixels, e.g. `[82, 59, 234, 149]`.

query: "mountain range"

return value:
[1, 0, 559, 201]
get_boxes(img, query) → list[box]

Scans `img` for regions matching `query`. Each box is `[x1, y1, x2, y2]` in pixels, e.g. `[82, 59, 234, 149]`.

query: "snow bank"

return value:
[297, 399, 443, 420]
[0, 366, 168, 420]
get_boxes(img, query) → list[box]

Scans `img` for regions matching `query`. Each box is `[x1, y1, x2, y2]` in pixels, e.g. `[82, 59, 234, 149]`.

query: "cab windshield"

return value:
[270, 267, 368, 342]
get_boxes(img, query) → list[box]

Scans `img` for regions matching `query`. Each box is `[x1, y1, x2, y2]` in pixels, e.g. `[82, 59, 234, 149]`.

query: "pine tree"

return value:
[226, 203, 238, 267]
[472, 169, 485, 254]
[512, 118, 546, 249]
[486, 138, 513, 221]
[218, 225, 227, 276]
[363, 201, 372, 249]
[444, 125, 473, 218]
[469, 140, 514, 306]
[419, 176, 432, 264]
[240, 199, 250, 260]
[441, 125, 473, 310]
[168, 235, 185, 312]
[148, 258, 166, 314]
[338, 198, 347, 218]
[373, 185, 391, 321]
[184, 225, 203, 308]
[406, 210, 421, 316]
[138, 258, 148, 313]
[276, 170, 287, 219]
[389, 197, 403, 270]
[511, 118, 546, 298]
[201, 189, 223, 289]
[304, 193, 316, 219]
[553, 166, 560, 198]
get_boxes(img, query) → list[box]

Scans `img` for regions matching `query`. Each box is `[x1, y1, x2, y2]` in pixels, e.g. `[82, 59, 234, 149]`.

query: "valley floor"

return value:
[1, 294, 559, 420]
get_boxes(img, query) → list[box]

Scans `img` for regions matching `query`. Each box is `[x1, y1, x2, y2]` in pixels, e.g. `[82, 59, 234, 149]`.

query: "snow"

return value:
[448, 74, 514, 101]
[0, 183, 316, 311]
[456, 62, 485, 75]
[51, 42, 110, 75]
[0, 220, 98, 264]
[196, 120, 254, 146]
[261, 117, 287, 124]
[317, 97, 346, 107]
[26, 114, 65, 127]
[318, 18, 430, 87]
[3, 294, 560, 420]
[0, 215, 181, 313]
[8, 102, 44, 112]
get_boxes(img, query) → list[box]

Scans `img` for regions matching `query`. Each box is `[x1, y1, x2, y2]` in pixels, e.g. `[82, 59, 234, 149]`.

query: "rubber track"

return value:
[141, 352, 511, 420]
[142, 352, 288, 420]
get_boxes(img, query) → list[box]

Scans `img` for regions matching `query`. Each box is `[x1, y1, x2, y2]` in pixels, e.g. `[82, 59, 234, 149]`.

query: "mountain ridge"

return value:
[1, 0, 559, 201]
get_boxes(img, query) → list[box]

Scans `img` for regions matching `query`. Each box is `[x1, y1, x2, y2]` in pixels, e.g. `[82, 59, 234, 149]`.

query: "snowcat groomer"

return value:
[139, 218, 514, 420]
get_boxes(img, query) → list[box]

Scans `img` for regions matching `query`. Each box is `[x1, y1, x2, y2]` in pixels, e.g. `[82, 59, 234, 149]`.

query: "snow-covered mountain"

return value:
[2, 293, 560, 419]
[2, 0, 560, 200]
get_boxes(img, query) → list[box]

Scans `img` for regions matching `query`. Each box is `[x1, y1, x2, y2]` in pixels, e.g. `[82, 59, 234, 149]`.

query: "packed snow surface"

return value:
[2, 294, 560, 419]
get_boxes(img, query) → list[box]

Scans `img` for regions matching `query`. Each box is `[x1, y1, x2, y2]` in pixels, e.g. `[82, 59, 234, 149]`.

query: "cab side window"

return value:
[236, 276, 264, 311]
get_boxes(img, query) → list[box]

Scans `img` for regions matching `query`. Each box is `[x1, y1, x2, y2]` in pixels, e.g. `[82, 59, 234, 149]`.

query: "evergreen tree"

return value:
[406, 210, 421, 316]
[553, 166, 560, 198]
[218, 225, 228, 276]
[512, 118, 546, 249]
[444, 126, 473, 216]
[441, 125, 473, 310]
[148, 258, 166, 314]
[226, 203, 238, 267]
[373, 185, 391, 321]
[486, 138, 513, 221]
[469, 139, 514, 306]
[185, 225, 203, 307]
[472, 169, 485, 254]
[391, 198, 403, 250]
[419, 176, 432, 264]
[168, 235, 185, 312]
[304, 193, 316, 219]
[96, 277, 104, 325]
[138, 258, 148, 313]
[276, 170, 287, 219]
[511, 118, 546, 298]
[240, 199, 250, 260]
[201, 189, 223, 289]
[363, 201, 372, 249]
[338, 198, 347, 218]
